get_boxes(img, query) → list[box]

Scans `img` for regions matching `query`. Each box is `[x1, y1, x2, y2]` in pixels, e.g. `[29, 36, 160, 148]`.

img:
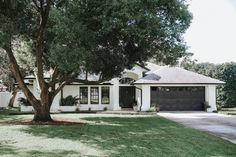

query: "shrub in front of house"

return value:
[146, 106, 156, 112]
[103, 107, 108, 111]
[202, 101, 211, 111]
[60, 95, 79, 106]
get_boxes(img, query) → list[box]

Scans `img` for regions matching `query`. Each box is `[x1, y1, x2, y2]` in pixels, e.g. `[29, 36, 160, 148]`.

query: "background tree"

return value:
[216, 63, 236, 108]
[0, 43, 33, 107]
[0, 39, 34, 90]
[0, 0, 192, 121]
[179, 55, 236, 108]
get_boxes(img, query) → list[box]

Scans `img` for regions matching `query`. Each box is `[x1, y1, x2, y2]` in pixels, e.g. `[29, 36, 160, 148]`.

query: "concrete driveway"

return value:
[158, 112, 236, 144]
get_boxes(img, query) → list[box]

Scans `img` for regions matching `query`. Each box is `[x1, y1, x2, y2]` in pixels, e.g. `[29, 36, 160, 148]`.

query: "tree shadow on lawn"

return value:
[0, 108, 27, 123]
[0, 144, 18, 156]
[21, 116, 236, 157]
[0, 144, 81, 157]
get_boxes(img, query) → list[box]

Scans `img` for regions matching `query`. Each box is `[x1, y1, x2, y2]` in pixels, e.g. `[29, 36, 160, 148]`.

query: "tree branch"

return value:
[51, 66, 59, 82]
[32, 0, 40, 11]
[48, 69, 80, 87]
[35, 0, 51, 91]
[53, 80, 69, 97]
[99, 72, 103, 81]
[3, 44, 41, 108]
[72, 79, 105, 85]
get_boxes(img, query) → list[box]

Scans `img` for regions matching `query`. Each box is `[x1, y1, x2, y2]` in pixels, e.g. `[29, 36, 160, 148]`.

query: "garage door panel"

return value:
[151, 87, 205, 111]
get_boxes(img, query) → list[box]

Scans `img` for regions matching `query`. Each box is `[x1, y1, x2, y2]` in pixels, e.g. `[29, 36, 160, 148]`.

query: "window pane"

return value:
[80, 87, 88, 104]
[102, 87, 110, 104]
[90, 87, 99, 104]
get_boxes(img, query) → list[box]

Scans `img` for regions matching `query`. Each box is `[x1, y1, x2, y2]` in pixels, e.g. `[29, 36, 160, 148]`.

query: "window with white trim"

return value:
[101, 87, 110, 104]
[90, 87, 99, 104]
[80, 87, 88, 104]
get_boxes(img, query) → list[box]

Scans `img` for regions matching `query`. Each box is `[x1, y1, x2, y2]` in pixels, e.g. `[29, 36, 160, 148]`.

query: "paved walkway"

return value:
[158, 112, 236, 144]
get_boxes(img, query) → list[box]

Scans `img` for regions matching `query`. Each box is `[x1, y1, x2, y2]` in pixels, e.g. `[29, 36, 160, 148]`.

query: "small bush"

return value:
[202, 101, 210, 110]
[76, 108, 80, 112]
[103, 107, 108, 111]
[18, 97, 32, 106]
[146, 106, 156, 112]
[60, 95, 79, 106]
[132, 100, 138, 107]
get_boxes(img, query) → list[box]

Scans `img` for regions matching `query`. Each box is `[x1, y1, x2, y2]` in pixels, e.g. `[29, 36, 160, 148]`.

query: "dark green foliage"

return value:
[216, 63, 236, 108]
[103, 107, 108, 111]
[0, 0, 35, 45]
[45, 0, 192, 79]
[60, 95, 79, 106]
[18, 97, 32, 106]
[0, 0, 192, 83]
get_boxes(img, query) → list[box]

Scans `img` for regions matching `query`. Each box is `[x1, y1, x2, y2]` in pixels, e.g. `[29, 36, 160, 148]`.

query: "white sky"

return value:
[184, 0, 236, 63]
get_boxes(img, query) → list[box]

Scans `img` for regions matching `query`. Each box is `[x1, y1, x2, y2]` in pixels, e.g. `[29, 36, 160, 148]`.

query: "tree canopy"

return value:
[0, 0, 192, 121]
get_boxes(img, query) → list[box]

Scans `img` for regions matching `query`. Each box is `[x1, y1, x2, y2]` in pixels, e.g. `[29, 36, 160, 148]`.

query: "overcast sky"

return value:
[184, 0, 236, 63]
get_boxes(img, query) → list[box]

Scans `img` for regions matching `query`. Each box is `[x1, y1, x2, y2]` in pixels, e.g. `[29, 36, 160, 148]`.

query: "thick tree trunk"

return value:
[33, 99, 53, 122]
[33, 107, 52, 122]
[33, 89, 54, 122]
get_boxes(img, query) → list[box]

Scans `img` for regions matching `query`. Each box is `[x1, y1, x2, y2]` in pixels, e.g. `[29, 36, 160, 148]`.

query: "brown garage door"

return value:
[151, 87, 205, 111]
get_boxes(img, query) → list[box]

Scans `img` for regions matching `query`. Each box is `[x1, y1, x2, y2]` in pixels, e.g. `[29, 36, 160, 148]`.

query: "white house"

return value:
[16, 62, 224, 112]
[0, 83, 11, 108]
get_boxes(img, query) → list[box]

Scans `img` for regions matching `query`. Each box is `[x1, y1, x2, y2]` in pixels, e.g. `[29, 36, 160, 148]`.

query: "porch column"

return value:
[205, 85, 217, 112]
[141, 85, 151, 111]
[111, 78, 121, 110]
[51, 83, 61, 112]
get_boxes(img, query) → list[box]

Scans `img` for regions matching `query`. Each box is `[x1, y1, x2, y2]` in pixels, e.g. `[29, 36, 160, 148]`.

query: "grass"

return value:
[220, 108, 236, 115]
[0, 109, 236, 157]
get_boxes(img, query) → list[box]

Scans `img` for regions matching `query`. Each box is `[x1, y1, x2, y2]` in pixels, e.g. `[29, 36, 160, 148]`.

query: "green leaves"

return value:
[56, 0, 192, 76]
[0, 15, 14, 47]
[1, 0, 192, 81]
[216, 63, 236, 108]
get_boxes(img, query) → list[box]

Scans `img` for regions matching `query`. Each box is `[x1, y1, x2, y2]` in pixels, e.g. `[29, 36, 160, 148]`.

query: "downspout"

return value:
[34, 71, 41, 93]
[134, 86, 142, 111]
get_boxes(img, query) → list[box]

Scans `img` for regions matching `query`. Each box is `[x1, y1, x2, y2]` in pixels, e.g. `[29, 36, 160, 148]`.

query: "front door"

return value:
[119, 86, 135, 108]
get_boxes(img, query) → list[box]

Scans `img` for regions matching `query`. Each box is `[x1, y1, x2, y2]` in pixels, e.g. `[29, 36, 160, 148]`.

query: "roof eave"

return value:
[133, 82, 225, 85]
[135, 63, 150, 71]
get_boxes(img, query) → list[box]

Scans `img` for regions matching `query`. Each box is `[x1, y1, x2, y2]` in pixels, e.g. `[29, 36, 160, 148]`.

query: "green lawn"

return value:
[0, 109, 236, 157]
[220, 108, 236, 115]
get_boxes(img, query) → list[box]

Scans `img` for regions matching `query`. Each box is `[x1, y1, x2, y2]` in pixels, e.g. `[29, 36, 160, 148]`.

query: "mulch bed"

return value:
[2, 117, 87, 125]
[8, 111, 97, 115]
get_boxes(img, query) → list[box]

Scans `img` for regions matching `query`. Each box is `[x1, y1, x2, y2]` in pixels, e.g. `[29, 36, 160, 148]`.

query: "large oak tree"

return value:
[0, 0, 192, 121]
